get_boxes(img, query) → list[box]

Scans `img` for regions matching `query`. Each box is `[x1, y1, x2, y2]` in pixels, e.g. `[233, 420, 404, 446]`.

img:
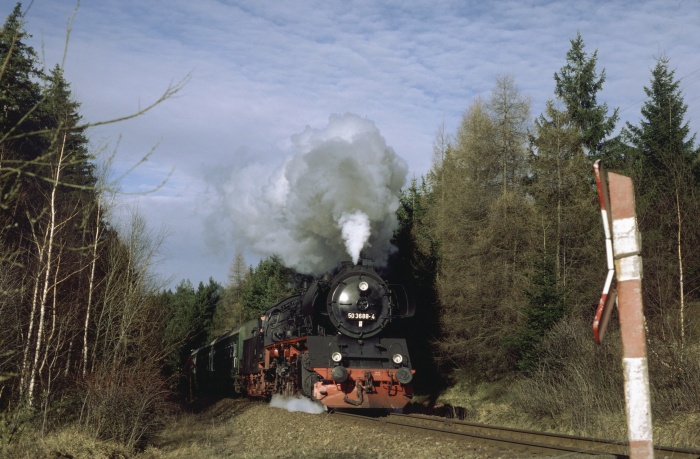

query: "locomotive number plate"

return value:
[347, 312, 376, 320]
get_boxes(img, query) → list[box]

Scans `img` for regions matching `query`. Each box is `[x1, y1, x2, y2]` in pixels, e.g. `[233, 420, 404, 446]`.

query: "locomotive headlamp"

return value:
[392, 353, 403, 365]
[331, 352, 343, 363]
[358, 281, 369, 292]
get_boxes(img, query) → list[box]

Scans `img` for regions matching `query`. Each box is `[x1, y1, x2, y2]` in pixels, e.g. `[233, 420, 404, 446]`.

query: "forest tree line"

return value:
[392, 32, 700, 429]
[166, 32, 700, 433]
[1, 4, 184, 450]
[2, 1, 700, 453]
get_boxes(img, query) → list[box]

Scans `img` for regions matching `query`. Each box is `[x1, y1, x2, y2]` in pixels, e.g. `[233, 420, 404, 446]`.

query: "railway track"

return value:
[332, 411, 700, 458]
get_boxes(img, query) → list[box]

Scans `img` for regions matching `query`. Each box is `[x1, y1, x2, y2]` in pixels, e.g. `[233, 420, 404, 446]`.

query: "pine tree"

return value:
[626, 57, 696, 183]
[625, 56, 699, 345]
[553, 32, 619, 157]
[43, 65, 94, 188]
[1, 3, 47, 232]
[242, 255, 296, 317]
[511, 252, 565, 372]
[0, 3, 44, 146]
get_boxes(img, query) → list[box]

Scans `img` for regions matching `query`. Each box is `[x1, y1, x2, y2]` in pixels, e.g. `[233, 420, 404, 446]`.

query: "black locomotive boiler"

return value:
[186, 260, 415, 409]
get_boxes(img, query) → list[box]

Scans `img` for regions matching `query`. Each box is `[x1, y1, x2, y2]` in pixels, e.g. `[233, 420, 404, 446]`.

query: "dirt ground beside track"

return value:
[136, 398, 508, 459]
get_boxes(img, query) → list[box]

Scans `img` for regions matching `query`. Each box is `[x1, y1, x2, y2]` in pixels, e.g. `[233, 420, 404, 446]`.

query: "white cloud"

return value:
[15, 0, 700, 287]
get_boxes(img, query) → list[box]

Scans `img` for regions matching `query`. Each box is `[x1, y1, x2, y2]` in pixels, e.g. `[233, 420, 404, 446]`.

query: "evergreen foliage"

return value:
[553, 31, 619, 157]
[1, 4, 176, 450]
[392, 177, 439, 289]
[162, 278, 222, 373]
[1, 3, 45, 238]
[0, 3, 43, 147]
[520, 33, 616, 369]
[511, 252, 566, 372]
[625, 56, 698, 211]
[241, 255, 297, 318]
[390, 177, 442, 390]
[624, 57, 700, 337]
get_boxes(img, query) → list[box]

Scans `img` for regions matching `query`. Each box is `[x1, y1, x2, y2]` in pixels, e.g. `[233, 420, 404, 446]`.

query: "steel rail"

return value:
[331, 411, 700, 458]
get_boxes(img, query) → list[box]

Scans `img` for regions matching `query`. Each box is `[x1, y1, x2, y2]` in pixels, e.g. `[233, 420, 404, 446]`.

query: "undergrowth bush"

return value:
[509, 313, 700, 447]
[79, 363, 174, 450]
[0, 362, 174, 457]
[646, 321, 700, 447]
[510, 315, 627, 438]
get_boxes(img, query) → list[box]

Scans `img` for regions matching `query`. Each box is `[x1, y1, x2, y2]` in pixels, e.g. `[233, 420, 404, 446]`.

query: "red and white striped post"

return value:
[593, 161, 617, 344]
[593, 161, 653, 458]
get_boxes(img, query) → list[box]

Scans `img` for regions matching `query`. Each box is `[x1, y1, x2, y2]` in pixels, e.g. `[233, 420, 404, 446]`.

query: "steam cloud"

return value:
[269, 394, 326, 414]
[338, 210, 371, 264]
[221, 113, 408, 274]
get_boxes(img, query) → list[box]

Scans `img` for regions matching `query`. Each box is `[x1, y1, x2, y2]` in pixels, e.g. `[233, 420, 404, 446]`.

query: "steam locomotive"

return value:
[185, 260, 415, 409]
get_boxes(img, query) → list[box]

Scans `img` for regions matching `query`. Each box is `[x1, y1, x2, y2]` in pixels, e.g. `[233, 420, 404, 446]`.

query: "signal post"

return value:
[593, 160, 653, 459]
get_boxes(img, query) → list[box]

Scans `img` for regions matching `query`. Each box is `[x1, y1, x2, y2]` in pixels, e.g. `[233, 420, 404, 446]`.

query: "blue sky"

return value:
[15, 0, 700, 288]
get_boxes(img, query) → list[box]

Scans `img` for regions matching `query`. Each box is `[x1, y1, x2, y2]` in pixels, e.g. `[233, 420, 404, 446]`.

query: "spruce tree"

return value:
[0, 3, 44, 147]
[512, 252, 565, 372]
[242, 255, 296, 317]
[523, 36, 612, 369]
[625, 57, 699, 342]
[0, 3, 46, 231]
[553, 32, 619, 157]
[43, 65, 94, 189]
[626, 56, 696, 184]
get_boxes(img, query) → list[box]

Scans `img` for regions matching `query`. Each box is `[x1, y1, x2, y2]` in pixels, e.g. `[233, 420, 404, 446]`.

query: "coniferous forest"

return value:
[2, 3, 700, 456]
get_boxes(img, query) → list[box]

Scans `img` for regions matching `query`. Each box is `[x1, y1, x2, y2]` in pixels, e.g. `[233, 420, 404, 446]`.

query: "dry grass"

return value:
[435, 314, 700, 449]
[0, 400, 248, 459]
[0, 426, 131, 459]
[136, 399, 252, 459]
[138, 397, 491, 459]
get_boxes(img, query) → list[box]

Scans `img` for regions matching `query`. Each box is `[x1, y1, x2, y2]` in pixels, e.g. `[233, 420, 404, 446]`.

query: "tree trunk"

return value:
[26, 135, 66, 406]
[83, 200, 102, 375]
[675, 186, 685, 351]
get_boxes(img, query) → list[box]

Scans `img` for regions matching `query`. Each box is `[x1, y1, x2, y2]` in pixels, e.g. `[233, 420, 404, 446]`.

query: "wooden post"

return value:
[608, 171, 654, 459]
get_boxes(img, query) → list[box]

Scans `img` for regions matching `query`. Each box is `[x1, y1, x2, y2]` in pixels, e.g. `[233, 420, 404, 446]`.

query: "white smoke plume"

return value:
[338, 210, 371, 264]
[269, 394, 326, 414]
[220, 113, 408, 274]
